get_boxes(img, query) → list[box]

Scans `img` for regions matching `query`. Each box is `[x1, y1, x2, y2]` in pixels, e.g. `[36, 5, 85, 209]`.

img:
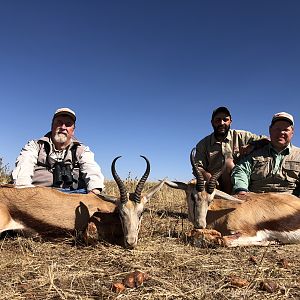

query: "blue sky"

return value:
[0, 1, 299, 181]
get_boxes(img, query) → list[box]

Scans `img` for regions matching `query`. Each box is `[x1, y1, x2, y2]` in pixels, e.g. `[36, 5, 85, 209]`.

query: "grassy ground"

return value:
[0, 180, 299, 299]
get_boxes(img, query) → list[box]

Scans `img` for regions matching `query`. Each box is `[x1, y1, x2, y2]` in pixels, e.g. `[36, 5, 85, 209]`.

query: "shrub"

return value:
[0, 157, 10, 183]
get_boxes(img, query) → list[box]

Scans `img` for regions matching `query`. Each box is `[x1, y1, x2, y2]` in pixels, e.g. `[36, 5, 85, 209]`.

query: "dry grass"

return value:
[0, 180, 299, 299]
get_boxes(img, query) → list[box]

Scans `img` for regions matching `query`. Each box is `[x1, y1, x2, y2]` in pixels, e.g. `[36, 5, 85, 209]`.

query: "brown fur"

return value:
[207, 193, 300, 236]
[0, 179, 166, 248]
[0, 186, 119, 240]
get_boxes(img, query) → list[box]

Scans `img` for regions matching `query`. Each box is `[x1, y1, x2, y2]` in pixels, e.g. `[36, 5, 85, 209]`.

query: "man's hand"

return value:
[240, 138, 270, 157]
[239, 144, 255, 157]
[199, 167, 212, 182]
[234, 191, 249, 200]
[89, 188, 102, 195]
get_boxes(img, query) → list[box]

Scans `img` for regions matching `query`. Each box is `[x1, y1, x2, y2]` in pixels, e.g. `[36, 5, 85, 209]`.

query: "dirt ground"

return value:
[0, 181, 299, 299]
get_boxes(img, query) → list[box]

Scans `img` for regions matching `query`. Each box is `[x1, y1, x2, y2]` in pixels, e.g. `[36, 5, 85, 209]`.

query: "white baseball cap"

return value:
[53, 107, 76, 121]
[271, 112, 294, 126]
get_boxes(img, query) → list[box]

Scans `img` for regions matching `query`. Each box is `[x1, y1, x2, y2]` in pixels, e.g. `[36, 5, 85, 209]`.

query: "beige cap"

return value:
[53, 107, 76, 121]
[271, 112, 294, 126]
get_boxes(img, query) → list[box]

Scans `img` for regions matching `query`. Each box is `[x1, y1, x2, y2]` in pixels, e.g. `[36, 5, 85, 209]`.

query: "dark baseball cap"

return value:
[211, 106, 231, 120]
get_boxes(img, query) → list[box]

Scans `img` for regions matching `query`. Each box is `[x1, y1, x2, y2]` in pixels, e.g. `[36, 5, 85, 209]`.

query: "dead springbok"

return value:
[0, 156, 164, 249]
[164, 149, 300, 247]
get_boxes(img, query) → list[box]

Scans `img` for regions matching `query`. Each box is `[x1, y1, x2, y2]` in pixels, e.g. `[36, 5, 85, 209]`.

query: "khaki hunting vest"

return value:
[249, 145, 300, 194]
[32, 133, 85, 189]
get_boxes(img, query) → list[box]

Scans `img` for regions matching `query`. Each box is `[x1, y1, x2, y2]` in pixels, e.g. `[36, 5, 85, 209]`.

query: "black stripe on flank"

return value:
[256, 210, 300, 232]
[12, 209, 72, 237]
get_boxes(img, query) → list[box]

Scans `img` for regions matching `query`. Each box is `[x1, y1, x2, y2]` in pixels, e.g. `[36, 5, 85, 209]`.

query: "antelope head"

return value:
[165, 148, 221, 229]
[101, 156, 165, 249]
[189, 148, 222, 228]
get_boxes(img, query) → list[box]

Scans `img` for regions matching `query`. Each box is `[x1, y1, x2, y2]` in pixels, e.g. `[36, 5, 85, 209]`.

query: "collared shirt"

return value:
[269, 146, 290, 175]
[48, 138, 67, 163]
[232, 143, 300, 194]
[195, 129, 267, 174]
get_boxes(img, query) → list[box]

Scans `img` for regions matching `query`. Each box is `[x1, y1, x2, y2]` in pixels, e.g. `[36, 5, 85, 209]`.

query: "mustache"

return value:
[56, 129, 67, 135]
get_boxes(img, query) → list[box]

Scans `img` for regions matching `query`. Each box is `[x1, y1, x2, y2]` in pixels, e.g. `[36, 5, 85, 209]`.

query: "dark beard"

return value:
[213, 125, 230, 141]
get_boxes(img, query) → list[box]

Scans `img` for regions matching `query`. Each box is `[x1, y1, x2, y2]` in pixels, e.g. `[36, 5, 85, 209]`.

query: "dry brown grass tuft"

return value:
[0, 180, 299, 299]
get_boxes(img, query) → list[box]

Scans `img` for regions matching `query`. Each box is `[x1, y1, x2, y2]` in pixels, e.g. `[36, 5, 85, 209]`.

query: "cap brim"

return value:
[272, 117, 293, 125]
[54, 112, 76, 121]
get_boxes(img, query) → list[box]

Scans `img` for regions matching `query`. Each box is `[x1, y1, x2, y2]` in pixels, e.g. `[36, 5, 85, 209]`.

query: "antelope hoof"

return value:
[83, 222, 99, 246]
[186, 228, 224, 248]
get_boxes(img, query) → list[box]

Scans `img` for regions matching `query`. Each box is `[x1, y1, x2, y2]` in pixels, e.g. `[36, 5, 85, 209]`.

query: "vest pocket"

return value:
[283, 160, 300, 182]
[251, 158, 270, 180]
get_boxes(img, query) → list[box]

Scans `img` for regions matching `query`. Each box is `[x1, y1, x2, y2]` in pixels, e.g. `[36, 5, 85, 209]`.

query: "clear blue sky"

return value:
[0, 1, 299, 181]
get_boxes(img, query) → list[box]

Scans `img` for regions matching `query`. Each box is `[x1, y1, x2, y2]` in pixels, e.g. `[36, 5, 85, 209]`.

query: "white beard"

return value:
[53, 132, 68, 144]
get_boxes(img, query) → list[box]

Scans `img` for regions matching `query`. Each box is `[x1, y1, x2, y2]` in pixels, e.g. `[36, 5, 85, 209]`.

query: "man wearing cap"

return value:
[12, 107, 105, 194]
[194, 106, 268, 194]
[232, 112, 300, 196]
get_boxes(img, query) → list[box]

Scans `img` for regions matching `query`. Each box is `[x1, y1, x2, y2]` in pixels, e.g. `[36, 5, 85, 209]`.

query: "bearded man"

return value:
[194, 106, 268, 194]
[12, 108, 104, 194]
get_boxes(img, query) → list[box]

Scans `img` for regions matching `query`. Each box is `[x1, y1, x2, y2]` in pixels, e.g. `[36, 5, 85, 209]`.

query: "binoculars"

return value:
[53, 162, 73, 187]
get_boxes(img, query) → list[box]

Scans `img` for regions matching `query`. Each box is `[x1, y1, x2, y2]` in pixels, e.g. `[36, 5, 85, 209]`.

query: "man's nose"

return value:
[278, 129, 287, 135]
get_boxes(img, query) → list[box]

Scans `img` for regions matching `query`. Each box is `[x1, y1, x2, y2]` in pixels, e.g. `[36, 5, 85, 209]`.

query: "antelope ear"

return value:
[165, 180, 188, 191]
[214, 189, 244, 203]
[143, 179, 166, 203]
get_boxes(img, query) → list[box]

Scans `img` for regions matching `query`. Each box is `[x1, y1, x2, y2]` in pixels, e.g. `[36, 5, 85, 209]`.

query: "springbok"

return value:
[164, 149, 300, 247]
[0, 156, 164, 249]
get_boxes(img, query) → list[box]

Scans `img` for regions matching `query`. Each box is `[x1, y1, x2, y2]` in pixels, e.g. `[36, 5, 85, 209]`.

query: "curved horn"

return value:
[111, 156, 128, 203]
[206, 170, 222, 194]
[190, 148, 205, 192]
[133, 155, 150, 203]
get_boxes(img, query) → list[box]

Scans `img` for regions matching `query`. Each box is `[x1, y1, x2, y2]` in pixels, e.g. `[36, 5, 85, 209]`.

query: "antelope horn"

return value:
[133, 155, 150, 203]
[190, 148, 205, 192]
[111, 156, 128, 203]
[207, 170, 222, 194]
